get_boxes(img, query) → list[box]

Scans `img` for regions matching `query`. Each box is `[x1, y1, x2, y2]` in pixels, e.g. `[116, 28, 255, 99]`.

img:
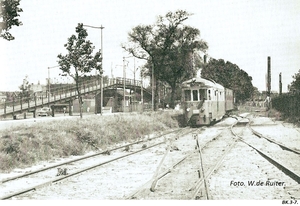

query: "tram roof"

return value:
[182, 77, 224, 90]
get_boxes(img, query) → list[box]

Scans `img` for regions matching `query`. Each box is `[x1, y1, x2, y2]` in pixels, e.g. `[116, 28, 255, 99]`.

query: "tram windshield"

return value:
[192, 90, 198, 101]
[184, 90, 191, 101]
[184, 89, 208, 101]
[199, 89, 206, 100]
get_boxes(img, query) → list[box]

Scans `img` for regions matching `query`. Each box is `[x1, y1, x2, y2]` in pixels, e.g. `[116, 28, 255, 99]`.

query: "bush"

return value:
[272, 93, 300, 122]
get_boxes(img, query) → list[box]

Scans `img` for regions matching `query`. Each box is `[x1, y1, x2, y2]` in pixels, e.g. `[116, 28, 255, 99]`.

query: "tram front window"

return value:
[199, 89, 206, 100]
[192, 90, 198, 101]
[184, 90, 191, 101]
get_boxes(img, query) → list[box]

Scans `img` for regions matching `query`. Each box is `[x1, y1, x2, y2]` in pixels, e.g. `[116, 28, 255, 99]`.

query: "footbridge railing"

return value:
[0, 77, 151, 119]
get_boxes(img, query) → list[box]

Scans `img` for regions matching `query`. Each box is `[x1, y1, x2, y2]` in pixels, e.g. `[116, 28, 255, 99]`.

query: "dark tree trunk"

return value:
[154, 79, 159, 110]
[170, 84, 176, 109]
[76, 88, 83, 119]
[76, 75, 83, 119]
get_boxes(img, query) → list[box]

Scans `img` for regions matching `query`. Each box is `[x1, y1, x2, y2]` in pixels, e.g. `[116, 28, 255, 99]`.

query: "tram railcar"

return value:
[182, 77, 234, 126]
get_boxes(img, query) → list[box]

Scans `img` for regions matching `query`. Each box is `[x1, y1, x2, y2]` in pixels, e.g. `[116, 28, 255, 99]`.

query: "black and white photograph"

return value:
[0, 0, 299, 203]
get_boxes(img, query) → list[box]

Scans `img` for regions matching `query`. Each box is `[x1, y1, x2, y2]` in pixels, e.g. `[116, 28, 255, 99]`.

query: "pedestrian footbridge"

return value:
[0, 77, 152, 119]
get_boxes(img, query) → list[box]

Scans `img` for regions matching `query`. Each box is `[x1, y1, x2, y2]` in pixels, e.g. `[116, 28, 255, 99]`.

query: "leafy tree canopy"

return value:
[57, 23, 102, 80]
[289, 69, 300, 92]
[201, 58, 254, 103]
[0, 0, 22, 41]
[123, 10, 208, 108]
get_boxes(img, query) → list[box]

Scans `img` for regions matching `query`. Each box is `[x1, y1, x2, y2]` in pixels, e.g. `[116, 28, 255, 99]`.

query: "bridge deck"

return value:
[0, 77, 152, 118]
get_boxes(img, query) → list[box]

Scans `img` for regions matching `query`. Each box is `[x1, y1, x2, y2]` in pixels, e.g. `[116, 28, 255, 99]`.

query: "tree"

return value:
[252, 86, 262, 101]
[122, 10, 208, 108]
[158, 34, 207, 107]
[201, 58, 254, 103]
[18, 75, 30, 101]
[57, 23, 102, 118]
[289, 69, 300, 92]
[0, 0, 23, 41]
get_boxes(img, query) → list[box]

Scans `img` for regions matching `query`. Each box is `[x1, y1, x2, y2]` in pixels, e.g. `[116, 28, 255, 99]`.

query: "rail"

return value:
[0, 128, 181, 200]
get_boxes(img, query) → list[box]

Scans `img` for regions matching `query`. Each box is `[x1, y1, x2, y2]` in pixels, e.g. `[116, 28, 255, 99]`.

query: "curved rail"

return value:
[231, 116, 300, 184]
[191, 138, 238, 199]
[125, 118, 241, 200]
[125, 128, 200, 199]
[249, 123, 300, 155]
[190, 118, 241, 199]
[0, 128, 186, 200]
[0, 141, 165, 200]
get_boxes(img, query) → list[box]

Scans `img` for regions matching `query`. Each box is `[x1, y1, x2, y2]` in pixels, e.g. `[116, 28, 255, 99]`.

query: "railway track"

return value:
[190, 129, 239, 200]
[125, 118, 240, 200]
[2, 114, 299, 200]
[123, 114, 299, 200]
[230, 115, 300, 199]
[250, 120, 300, 155]
[233, 116, 300, 183]
[0, 127, 189, 200]
[1, 128, 183, 184]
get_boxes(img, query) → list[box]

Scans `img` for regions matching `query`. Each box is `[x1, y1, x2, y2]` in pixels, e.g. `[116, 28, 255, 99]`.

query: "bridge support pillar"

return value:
[51, 105, 55, 117]
[95, 93, 102, 114]
[69, 100, 73, 116]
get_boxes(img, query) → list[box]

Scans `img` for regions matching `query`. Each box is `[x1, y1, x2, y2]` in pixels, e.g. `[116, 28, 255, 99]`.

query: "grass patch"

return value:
[0, 112, 179, 172]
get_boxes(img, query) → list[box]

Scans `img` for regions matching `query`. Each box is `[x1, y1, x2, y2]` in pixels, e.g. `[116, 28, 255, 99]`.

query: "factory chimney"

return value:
[279, 72, 282, 95]
[267, 56, 271, 96]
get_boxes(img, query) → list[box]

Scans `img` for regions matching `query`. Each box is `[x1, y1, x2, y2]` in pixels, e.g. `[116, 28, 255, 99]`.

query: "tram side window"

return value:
[208, 89, 211, 100]
[192, 90, 198, 101]
[184, 90, 191, 101]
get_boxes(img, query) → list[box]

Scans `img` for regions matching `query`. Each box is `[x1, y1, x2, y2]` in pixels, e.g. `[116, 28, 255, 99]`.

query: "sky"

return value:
[0, 0, 300, 93]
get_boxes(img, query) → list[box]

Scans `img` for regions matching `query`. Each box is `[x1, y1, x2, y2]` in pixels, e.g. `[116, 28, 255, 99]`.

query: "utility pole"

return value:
[152, 60, 155, 111]
[83, 24, 104, 115]
[100, 25, 104, 115]
[123, 57, 127, 112]
[141, 70, 144, 112]
[122, 56, 135, 112]
[48, 65, 59, 94]
[133, 57, 136, 104]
